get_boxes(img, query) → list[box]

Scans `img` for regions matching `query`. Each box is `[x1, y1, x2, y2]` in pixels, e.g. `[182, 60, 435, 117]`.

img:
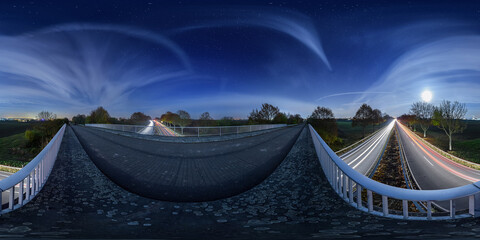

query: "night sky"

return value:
[0, 0, 479, 119]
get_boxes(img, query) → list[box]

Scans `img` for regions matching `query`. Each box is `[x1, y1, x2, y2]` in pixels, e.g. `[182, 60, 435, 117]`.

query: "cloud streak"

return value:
[358, 35, 480, 116]
[173, 8, 331, 71]
[0, 24, 191, 115]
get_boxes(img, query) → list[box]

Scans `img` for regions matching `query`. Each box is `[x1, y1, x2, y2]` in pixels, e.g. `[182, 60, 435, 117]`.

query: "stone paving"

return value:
[0, 126, 478, 239]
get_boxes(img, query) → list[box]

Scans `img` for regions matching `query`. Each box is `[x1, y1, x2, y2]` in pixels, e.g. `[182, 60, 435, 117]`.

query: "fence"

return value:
[0, 124, 66, 214]
[309, 124, 480, 220]
[86, 123, 287, 137]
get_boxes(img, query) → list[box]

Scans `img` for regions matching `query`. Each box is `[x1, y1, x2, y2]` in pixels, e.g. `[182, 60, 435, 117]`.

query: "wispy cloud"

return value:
[173, 8, 331, 71]
[316, 91, 391, 101]
[360, 35, 480, 116]
[0, 24, 191, 116]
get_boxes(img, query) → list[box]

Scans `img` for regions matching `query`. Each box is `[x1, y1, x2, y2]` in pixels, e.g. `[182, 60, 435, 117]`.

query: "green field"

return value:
[0, 132, 36, 167]
[336, 119, 388, 148]
[0, 121, 38, 167]
[0, 121, 36, 138]
[414, 120, 480, 163]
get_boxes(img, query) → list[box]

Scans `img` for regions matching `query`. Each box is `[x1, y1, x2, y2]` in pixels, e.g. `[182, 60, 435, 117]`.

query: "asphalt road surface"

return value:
[340, 120, 395, 176]
[397, 121, 480, 210]
[71, 124, 304, 202]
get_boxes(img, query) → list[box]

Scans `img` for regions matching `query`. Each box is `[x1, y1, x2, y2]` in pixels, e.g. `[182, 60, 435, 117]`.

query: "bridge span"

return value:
[0, 125, 478, 238]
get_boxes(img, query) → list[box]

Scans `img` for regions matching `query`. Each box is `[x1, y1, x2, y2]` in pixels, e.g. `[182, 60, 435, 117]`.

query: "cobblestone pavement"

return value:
[0, 126, 478, 239]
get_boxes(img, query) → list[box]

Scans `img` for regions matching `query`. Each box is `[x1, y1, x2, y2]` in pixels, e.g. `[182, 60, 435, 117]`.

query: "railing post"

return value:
[382, 195, 388, 216]
[468, 193, 480, 217]
[427, 200, 432, 220]
[367, 190, 373, 212]
[197, 128, 199, 137]
[343, 175, 347, 200]
[26, 174, 31, 200]
[220, 127, 222, 136]
[357, 185, 362, 208]
[402, 200, 408, 219]
[450, 199, 456, 219]
[9, 186, 14, 210]
[19, 179, 24, 206]
[237, 126, 239, 135]
[348, 179, 353, 203]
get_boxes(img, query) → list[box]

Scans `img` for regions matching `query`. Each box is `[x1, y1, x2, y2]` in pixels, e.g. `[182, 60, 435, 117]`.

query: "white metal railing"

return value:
[309, 124, 480, 220]
[86, 123, 287, 137]
[0, 124, 66, 214]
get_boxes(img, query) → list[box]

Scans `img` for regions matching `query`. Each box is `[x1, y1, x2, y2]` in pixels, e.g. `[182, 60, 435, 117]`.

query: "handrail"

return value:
[309, 123, 480, 220]
[0, 124, 66, 213]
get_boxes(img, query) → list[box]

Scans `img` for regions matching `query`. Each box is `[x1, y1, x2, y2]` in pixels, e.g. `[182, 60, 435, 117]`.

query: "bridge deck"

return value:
[0, 126, 477, 238]
[72, 124, 304, 201]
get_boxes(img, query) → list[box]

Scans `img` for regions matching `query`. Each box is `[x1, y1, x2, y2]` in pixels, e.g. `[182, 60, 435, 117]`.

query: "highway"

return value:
[139, 120, 155, 135]
[340, 120, 395, 176]
[152, 120, 177, 136]
[396, 121, 480, 210]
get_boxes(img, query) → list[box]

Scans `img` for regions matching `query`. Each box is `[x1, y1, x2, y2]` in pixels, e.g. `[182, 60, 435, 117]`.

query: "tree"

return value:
[272, 112, 288, 124]
[199, 112, 213, 121]
[160, 111, 180, 126]
[410, 101, 434, 138]
[248, 103, 280, 123]
[37, 111, 56, 121]
[371, 109, 382, 131]
[432, 100, 467, 151]
[287, 114, 303, 124]
[352, 104, 373, 138]
[72, 114, 86, 125]
[310, 106, 334, 120]
[259, 103, 280, 121]
[88, 107, 110, 124]
[398, 114, 417, 130]
[308, 106, 340, 148]
[130, 112, 151, 125]
[176, 110, 191, 129]
[198, 112, 215, 126]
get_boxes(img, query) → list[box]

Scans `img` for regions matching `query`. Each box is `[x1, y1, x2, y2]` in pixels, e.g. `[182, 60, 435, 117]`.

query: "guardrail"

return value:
[169, 124, 287, 137]
[0, 124, 66, 214]
[86, 123, 287, 137]
[309, 123, 480, 220]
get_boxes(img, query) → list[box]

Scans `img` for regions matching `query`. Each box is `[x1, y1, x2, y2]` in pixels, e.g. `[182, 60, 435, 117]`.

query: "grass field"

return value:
[0, 121, 38, 167]
[0, 121, 36, 138]
[0, 132, 36, 167]
[336, 119, 388, 148]
[413, 120, 480, 163]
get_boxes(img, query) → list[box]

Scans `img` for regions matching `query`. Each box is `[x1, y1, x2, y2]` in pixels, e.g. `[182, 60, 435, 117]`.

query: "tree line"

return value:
[399, 100, 467, 151]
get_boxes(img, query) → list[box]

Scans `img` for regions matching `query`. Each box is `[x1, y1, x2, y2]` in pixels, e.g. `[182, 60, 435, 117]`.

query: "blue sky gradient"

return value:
[0, 0, 479, 119]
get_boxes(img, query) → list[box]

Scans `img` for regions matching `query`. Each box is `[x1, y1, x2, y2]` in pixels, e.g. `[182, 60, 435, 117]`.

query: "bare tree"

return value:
[310, 106, 334, 119]
[410, 101, 434, 138]
[352, 104, 373, 138]
[37, 111, 56, 121]
[199, 112, 213, 121]
[248, 103, 280, 123]
[432, 100, 467, 151]
[176, 110, 192, 129]
[259, 103, 280, 121]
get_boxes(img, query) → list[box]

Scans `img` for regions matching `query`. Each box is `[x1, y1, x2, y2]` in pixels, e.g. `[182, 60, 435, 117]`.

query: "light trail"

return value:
[397, 122, 480, 182]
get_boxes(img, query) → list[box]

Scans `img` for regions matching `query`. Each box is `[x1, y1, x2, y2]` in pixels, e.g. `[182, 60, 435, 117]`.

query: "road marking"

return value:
[423, 156, 434, 166]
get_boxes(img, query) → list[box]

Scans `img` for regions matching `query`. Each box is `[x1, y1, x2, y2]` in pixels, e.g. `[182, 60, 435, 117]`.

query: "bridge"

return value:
[0, 123, 478, 238]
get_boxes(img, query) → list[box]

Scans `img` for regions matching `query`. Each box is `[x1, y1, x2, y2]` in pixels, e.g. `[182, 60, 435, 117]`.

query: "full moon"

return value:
[421, 90, 433, 102]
